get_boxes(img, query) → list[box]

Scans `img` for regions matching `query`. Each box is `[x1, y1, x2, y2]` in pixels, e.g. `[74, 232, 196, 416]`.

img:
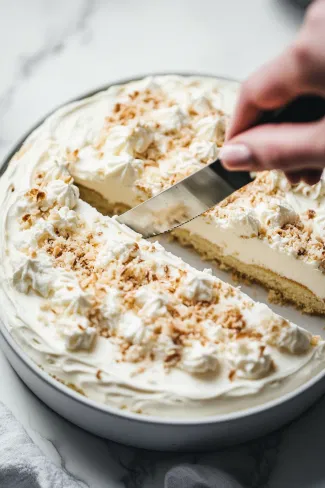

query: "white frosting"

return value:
[1, 76, 324, 419]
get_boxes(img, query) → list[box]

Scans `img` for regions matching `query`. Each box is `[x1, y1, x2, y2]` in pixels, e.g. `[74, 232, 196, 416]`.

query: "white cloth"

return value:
[0, 402, 82, 488]
[0, 402, 244, 488]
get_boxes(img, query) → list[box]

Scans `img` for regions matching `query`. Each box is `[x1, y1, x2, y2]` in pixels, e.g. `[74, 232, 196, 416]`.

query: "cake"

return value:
[21, 75, 325, 314]
[0, 75, 324, 418]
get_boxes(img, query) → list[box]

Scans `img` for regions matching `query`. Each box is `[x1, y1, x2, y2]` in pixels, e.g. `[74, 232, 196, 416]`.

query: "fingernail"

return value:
[219, 144, 252, 167]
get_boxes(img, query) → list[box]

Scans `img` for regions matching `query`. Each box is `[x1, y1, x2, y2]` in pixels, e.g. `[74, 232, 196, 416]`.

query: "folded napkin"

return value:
[0, 402, 243, 488]
[0, 402, 81, 488]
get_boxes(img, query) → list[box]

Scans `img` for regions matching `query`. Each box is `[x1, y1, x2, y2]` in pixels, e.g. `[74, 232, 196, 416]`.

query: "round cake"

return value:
[0, 75, 324, 418]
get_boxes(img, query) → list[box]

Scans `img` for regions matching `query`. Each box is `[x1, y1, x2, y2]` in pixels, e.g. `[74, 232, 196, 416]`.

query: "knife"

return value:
[117, 95, 325, 238]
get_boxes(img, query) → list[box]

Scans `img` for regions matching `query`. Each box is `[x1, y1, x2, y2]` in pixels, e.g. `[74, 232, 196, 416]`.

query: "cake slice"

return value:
[0, 139, 324, 417]
[178, 170, 325, 314]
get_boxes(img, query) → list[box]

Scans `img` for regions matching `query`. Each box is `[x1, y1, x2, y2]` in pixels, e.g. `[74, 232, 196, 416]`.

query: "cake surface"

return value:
[1, 75, 325, 418]
[22, 74, 325, 314]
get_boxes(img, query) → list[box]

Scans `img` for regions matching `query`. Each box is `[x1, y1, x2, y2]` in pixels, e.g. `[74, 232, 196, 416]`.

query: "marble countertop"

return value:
[1, 1, 324, 487]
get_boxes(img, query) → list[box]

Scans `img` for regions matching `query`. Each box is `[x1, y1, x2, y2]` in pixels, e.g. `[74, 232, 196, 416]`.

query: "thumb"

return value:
[220, 118, 325, 173]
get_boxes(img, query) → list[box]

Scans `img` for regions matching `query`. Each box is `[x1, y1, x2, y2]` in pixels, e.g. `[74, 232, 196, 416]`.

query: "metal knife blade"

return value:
[117, 94, 325, 238]
[117, 161, 252, 238]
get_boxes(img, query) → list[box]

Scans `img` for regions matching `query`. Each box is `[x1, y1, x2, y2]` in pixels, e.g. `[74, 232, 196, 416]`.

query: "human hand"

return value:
[220, 0, 325, 185]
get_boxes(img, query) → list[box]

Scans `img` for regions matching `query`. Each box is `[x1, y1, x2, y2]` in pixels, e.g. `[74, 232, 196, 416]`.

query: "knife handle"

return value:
[213, 94, 325, 191]
[256, 94, 325, 126]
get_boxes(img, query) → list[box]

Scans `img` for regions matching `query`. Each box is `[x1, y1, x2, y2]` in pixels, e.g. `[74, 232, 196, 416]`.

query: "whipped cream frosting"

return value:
[22, 74, 325, 302]
[1, 75, 325, 418]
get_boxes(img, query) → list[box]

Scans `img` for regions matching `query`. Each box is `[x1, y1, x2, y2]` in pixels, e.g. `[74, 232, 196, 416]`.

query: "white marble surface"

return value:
[1, 0, 325, 487]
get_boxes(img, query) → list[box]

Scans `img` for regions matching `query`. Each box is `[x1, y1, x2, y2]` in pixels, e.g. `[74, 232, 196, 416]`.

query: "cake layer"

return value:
[1, 139, 325, 418]
[175, 228, 325, 315]
[21, 75, 325, 312]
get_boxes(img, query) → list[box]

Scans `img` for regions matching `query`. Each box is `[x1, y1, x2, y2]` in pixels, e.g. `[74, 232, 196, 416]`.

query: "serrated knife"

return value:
[117, 95, 325, 238]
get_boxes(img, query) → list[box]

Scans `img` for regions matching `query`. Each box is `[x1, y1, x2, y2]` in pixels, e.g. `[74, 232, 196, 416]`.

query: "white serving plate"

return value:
[0, 76, 324, 451]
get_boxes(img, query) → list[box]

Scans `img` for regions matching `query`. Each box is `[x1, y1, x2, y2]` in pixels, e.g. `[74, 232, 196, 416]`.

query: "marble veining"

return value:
[1, 0, 324, 487]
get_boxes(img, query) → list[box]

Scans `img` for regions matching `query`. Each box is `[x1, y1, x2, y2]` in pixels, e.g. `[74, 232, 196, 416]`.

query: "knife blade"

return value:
[117, 95, 325, 238]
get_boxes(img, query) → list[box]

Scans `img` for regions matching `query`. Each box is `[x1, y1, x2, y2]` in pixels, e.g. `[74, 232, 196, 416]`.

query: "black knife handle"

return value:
[256, 94, 325, 125]
[213, 94, 325, 191]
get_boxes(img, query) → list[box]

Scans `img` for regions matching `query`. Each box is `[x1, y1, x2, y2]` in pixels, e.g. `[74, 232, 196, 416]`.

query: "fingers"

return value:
[223, 0, 325, 184]
[227, 47, 304, 140]
[227, 0, 325, 141]
[220, 118, 325, 174]
[285, 169, 323, 185]
[285, 171, 302, 185]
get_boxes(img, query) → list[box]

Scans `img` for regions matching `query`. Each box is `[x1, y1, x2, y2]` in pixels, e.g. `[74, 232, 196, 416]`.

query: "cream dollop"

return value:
[43, 161, 72, 183]
[189, 93, 213, 114]
[255, 200, 298, 229]
[189, 139, 218, 163]
[227, 341, 273, 380]
[194, 115, 226, 143]
[101, 288, 122, 325]
[49, 206, 78, 232]
[95, 239, 138, 268]
[118, 312, 152, 345]
[57, 316, 96, 351]
[43, 180, 79, 209]
[180, 342, 219, 374]
[179, 271, 214, 302]
[52, 279, 91, 315]
[278, 324, 311, 354]
[12, 255, 54, 297]
[154, 334, 180, 362]
[203, 320, 227, 342]
[103, 124, 153, 157]
[227, 209, 260, 237]
[135, 288, 168, 318]
[151, 106, 187, 132]
[267, 171, 290, 193]
[127, 125, 154, 154]
[16, 219, 56, 251]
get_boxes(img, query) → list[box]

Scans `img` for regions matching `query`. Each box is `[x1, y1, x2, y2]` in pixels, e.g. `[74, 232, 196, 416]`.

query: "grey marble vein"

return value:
[43, 437, 90, 488]
[116, 446, 197, 488]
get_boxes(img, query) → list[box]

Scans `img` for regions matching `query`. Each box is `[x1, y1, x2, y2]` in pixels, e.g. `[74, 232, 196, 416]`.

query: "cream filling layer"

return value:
[183, 217, 325, 300]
